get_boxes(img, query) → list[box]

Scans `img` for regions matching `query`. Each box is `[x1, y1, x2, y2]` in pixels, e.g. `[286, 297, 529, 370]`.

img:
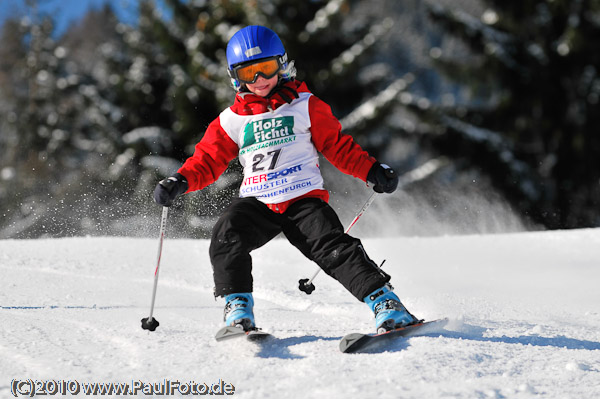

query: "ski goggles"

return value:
[229, 57, 282, 84]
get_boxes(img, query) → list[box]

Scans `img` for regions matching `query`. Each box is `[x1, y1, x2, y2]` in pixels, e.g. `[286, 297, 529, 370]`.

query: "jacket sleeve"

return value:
[177, 116, 239, 192]
[308, 95, 376, 182]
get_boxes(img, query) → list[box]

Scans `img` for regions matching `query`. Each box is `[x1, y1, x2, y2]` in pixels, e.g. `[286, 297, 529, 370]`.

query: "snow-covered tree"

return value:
[421, 0, 600, 229]
[0, 6, 137, 238]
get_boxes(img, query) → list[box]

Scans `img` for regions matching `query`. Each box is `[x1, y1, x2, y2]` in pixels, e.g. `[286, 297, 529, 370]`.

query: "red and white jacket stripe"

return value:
[178, 80, 376, 213]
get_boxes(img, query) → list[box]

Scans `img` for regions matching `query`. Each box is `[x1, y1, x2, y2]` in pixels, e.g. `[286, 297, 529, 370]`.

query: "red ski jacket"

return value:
[178, 80, 376, 213]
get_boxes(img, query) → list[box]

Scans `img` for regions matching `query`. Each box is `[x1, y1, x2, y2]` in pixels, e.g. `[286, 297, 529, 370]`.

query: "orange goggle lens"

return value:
[233, 58, 281, 84]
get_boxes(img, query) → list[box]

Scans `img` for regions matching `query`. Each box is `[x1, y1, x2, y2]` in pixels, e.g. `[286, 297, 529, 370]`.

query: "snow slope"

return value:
[1, 229, 599, 398]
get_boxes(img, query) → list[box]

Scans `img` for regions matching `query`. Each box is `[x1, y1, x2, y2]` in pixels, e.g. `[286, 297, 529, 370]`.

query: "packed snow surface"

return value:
[1, 229, 599, 398]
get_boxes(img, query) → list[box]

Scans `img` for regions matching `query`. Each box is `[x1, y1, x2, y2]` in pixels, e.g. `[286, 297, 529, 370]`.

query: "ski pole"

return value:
[141, 206, 169, 331]
[297, 158, 447, 295]
[298, 192, 377, 294]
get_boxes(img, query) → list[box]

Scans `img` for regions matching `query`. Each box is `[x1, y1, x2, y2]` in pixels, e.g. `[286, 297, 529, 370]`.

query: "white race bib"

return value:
[219, 93, 324, 204]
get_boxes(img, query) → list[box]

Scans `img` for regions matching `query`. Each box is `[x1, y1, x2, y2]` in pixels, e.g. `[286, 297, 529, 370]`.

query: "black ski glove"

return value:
[367, 162, 399, 194]
[154, 173, 188, 207]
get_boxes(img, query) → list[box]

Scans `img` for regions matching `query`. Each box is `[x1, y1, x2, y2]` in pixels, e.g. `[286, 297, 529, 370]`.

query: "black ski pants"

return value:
[209, 197, 389, 301]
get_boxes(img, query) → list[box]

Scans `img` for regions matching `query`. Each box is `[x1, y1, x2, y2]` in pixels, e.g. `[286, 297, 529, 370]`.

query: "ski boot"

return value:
[223, 293, 255, 331]
[364, 285, 420, 333]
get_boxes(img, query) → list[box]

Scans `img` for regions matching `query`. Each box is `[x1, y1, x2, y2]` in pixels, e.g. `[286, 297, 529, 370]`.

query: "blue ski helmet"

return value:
[226, 25, 295, 91]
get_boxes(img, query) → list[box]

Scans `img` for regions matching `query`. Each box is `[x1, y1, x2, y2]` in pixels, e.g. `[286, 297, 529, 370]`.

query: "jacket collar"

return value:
[232, 80, 309, 115]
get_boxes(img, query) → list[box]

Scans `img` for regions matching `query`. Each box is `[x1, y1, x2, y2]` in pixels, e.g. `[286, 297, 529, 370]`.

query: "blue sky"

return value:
[0, 0, 148, 37]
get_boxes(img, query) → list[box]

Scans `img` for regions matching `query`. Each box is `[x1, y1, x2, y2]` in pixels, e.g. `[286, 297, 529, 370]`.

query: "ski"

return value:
[339, 318, 449, 353]
[215, 326, 271, 342]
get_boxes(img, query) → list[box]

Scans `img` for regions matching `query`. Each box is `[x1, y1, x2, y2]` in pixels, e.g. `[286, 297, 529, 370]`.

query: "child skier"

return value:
[154, 25, 419, 333]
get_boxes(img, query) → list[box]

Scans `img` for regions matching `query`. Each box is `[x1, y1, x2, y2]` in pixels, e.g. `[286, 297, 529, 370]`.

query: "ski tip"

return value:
[215, 326, 271, 342]
[215, 326, 246, 341]
[339, 332, 368, 353]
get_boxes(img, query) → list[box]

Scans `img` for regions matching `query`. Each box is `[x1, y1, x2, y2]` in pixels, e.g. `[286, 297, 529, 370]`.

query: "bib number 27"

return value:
[252, 149, 282, 172]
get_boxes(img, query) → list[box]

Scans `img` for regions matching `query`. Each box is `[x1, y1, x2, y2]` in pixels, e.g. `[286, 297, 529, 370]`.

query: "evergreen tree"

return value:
[422, 0, 600, 229]
[0, 6, 136, 238]
[0, 12, 83, 237]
